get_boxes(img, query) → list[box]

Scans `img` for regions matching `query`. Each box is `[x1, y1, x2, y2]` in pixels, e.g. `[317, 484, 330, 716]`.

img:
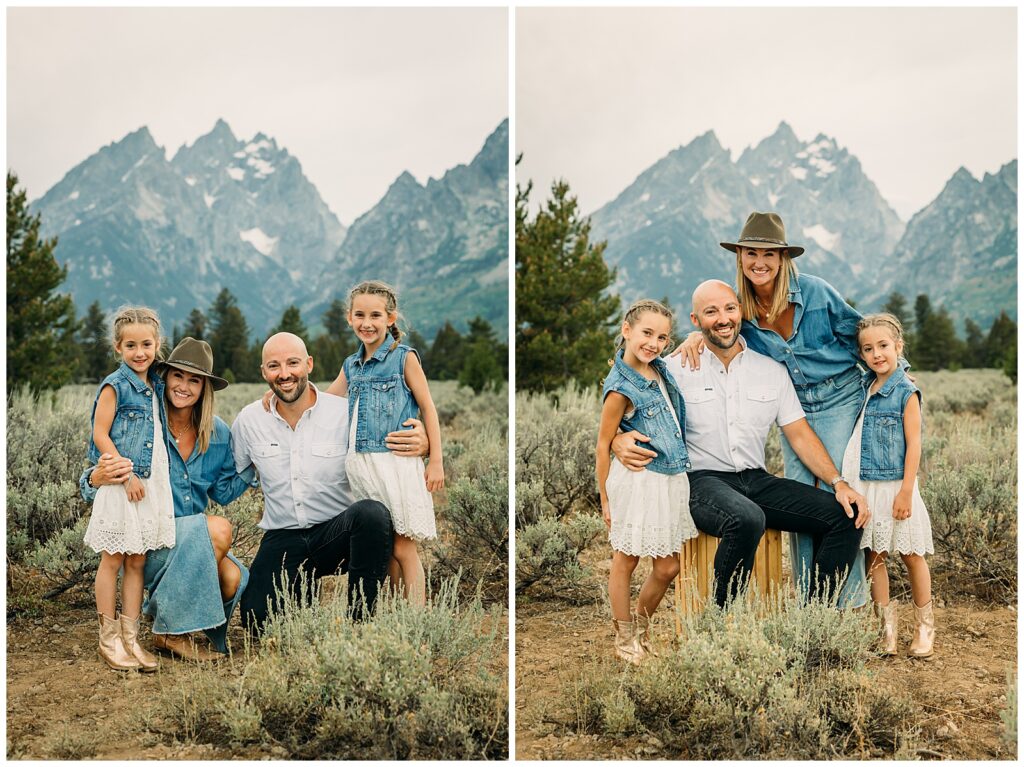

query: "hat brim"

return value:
[158, 360, 231, 390]
[720, 240, 804, 257]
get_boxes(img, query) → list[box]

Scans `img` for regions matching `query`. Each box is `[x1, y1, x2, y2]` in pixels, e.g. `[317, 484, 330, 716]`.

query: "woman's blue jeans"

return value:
[781, 367, 868, 608]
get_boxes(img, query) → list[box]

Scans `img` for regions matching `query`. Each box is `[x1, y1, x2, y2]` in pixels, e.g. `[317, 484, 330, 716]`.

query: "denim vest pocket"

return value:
[371, 380, 399, 417]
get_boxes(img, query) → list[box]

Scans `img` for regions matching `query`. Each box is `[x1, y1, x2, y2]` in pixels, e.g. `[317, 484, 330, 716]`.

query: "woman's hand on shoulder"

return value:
[669, 331, 705, 370]
[260, 389, 274, 412]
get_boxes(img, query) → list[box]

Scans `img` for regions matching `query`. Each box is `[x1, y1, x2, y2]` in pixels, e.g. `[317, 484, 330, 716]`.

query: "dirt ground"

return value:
[515, 557, 1017, 761]
[6, 587, 273, 760]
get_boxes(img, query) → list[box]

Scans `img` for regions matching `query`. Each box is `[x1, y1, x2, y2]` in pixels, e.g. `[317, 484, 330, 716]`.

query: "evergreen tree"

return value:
[79, 300, 115, 381]
[309, 299, 356, 382]
[962, 318, 987, 368]
[207, 288, 254, 381]
[7, 172, 78, 397]
[882, 291, 914, 350]
[458, 316, 503, 394]
[427, 321, 465, 380]
[913, 295, 961, 370]
[183, 308, 207, 340]
[911, 295, 937, 370]
[984, 311, 1017, 371]
[273, 304, 309, 339]
[516, 178, 620, 392]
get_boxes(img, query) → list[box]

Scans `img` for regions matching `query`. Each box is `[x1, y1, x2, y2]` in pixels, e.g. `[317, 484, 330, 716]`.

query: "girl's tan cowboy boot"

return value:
[908, 600, 935, 659]
[612, 619, 645, 666]
[120, 613, 159, 672]
[874, 600, 898, 656]
[635, 613, 658, 657]
[97, 612, 140, 671]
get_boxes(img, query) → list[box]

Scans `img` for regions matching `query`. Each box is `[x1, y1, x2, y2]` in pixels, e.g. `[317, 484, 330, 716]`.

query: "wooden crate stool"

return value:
[673, 529, 783, 630]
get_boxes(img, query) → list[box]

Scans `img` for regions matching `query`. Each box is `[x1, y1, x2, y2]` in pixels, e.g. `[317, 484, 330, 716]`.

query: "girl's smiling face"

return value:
[622, 310, 672, 366]
[859, 325, 903, 377]
[348, 293, 397, 350]
[115, 323, 159, 376]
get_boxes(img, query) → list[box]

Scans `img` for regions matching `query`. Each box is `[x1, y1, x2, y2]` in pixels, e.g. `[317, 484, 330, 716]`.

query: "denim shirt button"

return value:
[146, 442, 152, 448]
[143, 470, 150, 477]
[183, 473, 188, 479]
[145, 390, 151, 397]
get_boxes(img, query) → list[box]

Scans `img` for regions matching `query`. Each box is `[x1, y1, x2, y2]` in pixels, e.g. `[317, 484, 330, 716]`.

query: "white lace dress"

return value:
[843, 404, 934, 555]
[605, 377, 698, 558]
[84, 395, 176, 554]
[346, 397, 437, 541]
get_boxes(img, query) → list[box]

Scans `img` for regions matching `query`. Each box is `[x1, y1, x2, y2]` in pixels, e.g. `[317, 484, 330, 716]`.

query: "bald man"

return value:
[613, 281, 869, 607]
[231, 333, 427, 630]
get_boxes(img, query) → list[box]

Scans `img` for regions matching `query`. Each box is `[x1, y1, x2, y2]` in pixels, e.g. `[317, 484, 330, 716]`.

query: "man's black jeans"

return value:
[688, 468, 862, 607]
[240, 499, 394, 633]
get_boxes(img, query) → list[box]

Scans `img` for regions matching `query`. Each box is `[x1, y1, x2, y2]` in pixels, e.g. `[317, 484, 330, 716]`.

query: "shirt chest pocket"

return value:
[682, 387, 716, 406]
[744, 387, 779, 426]
[310, 443, 346, 484]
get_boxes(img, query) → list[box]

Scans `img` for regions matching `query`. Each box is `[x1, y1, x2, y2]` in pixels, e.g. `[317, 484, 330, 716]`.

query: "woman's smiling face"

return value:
[165, 368, 204, 410]
[739, 246, 782, 290]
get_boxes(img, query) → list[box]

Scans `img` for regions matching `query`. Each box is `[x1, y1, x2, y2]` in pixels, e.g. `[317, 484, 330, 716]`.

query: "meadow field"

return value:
[6, 380, 508, 760]
[515, 369, 1017, 760]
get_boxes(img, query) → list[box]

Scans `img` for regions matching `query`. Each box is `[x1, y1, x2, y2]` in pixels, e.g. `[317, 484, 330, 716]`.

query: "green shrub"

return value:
[573, 595, 917, 759]
[515, 386, 600, 524]
[160, 579, 507, 760]
[515, 513, 604, 601]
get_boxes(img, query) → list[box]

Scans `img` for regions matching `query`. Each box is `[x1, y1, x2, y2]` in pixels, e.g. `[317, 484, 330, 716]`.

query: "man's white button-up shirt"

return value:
[231, 385, 353, 530]
[664, 341, 805, 473]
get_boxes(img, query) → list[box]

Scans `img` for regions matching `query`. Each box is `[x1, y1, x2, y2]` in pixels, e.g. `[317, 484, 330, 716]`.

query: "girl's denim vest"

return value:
[859, 367, 921, 481]
[343, 343, 420, 453]
[602, 350, 691, 476]
[86, 362, 166, 478]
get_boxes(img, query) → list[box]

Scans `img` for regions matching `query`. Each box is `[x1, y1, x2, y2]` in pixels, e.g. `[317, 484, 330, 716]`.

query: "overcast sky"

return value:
[517, 7, 1016, 220]
[7, 7, 508, 225]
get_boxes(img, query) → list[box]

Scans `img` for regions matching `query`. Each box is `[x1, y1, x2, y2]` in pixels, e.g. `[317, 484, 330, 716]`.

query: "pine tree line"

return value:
[7, 173, 507, 398]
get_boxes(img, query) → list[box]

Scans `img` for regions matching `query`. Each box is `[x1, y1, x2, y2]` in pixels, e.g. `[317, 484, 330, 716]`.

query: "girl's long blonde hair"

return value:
[735, 251, 799, 323]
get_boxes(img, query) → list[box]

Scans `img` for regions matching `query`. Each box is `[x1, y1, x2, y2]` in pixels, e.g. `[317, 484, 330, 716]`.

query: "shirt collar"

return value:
[868, 366, 908, 398]
[117, 361, 155, 392]
[612, 349, 666, 389]
[356, 342, 394, 365]
[787, 275, 804, 307]
[700, 336, 748, 367]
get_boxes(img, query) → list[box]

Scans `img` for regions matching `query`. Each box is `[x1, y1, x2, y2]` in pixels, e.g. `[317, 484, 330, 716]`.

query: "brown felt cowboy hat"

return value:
[160, 337, 230, 390]
[719, 211, 805, 257]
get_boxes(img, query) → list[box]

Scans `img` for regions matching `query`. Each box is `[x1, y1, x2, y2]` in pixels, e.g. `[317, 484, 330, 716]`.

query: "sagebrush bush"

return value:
[160, 578, 507, 760]
[515, 386, 600, 525]
[573, 595, 916, 759]
[515, 513, 604, 601]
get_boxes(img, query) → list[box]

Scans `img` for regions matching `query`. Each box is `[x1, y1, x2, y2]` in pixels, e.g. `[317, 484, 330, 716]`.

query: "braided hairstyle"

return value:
[348, 280, 402, 351]
[111, 305, 164, 360]
[857, 312, 906, 352]
[609, 298, 675, 366]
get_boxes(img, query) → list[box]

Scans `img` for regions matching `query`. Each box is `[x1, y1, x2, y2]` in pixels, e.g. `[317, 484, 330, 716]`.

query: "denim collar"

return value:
[863, 365, 907, 398]
[116, 361, 156, 392]
[786, 276, 804, 308]
[355, 342, 394, 366]
[613, 349, 667, 389]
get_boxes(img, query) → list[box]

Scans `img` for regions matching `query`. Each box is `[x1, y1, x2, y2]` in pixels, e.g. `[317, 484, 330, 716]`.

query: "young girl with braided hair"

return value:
[843, 313, 935, 658]
[596, 298, 697, 664]
[327, 280, 443, 606]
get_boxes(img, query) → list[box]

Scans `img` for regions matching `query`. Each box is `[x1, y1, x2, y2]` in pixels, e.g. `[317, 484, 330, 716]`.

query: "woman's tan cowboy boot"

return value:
[874, 600, 898, 656]
[908, 600, 935, 659]
[635, 613, 658, 657]
[97, 612, 139, 671]
[152, 633, 221, 662]
[120, 613, 159, 672]
[612, 619, 645, 665]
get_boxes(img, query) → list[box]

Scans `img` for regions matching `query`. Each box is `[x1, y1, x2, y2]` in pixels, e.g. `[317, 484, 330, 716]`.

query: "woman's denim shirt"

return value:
[859, 367, 921, 481]
[86, 362, 166, 478]
[81, 415, 256, 516]
[343, 343, 420, 453]
[741, 273, 862, 389]
[603, 350, 691, 476]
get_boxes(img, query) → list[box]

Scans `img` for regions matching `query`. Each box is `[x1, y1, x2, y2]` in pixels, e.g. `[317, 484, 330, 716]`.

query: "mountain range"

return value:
[589, 122, 1016, 329]
[31, 118, 509, 340]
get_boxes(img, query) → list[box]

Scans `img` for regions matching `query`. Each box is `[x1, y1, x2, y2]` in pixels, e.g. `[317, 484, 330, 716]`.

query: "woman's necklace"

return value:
[169, 419, 193, 445]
